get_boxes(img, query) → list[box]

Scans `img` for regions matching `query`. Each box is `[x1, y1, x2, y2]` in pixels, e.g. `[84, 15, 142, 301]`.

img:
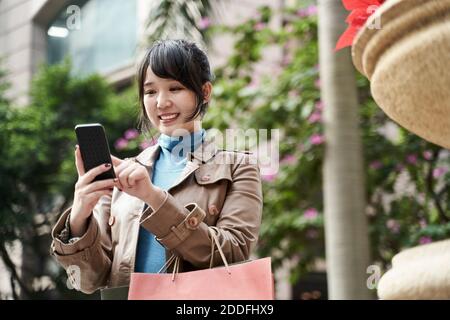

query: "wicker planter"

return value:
[352, 0, 450, 149]
[377, 239, 450, 299]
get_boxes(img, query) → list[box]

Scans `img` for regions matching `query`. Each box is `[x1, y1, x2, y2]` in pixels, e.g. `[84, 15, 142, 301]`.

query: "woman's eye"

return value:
[145, 90, 156, 95]
[170, 87, 183, 92]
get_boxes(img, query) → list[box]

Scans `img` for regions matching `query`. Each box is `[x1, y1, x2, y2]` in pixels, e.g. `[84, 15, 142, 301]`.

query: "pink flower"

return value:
[386, 219, 400, 234]
[370, 160, 383, 170]
[262, 173, 277, 182]
[288, 90, 299, 98]
[296, 8, 307, 17]
[114, 138, 128, 151]
[406, 154, 418, 165]
[308, 111, 322, 124]
[304, 208, 318, 219]
[433, 167, 448, 179]
[296, 5, 318, 17]
[419, 219, 427, 229]
[140, 137, 158, 150]
[285, 24, 294, 33]
[423, 150, 433, 161]
[314, 78, 321, 89]
[419, 236, 432, 245]
[124, 129, 139, 140]
[281, 55, 292, 66]
[281, 154, 296, 165]
[310, 133, 325, 145]
[306, 5, 318, 16]
[198, 17, 211, 30]
[315, 101, 324, 111]
[254, 22, 266, 31]
[247, 77, 260, 89]
[139, 140, 153, 150]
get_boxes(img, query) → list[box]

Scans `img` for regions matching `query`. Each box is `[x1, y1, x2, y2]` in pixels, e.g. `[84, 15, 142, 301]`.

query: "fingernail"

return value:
[105, 163, 111, 168]
[113, 178, 118, 182]
[75, 145, 78, 150]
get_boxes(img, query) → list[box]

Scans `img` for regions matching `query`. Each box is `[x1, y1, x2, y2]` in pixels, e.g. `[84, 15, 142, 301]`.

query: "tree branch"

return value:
[10, 275, 19, 300]
[0, 241, 32, 299]
[425, 149, 450, 223]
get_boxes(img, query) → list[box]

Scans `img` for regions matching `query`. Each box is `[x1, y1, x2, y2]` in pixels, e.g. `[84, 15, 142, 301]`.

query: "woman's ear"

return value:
[202, 82, 213, 103]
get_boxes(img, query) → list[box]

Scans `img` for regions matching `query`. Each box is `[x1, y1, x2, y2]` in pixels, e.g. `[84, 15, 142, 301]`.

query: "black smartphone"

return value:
[75, 123, 116, 181]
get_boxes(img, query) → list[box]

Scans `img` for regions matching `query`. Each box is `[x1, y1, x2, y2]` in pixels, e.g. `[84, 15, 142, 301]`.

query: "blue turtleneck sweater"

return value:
[134, 129, 206, 273]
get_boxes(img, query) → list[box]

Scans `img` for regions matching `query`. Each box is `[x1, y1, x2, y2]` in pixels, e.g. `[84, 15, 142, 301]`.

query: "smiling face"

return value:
[143, 67, 211, 136]
[137, 39, 214, 137]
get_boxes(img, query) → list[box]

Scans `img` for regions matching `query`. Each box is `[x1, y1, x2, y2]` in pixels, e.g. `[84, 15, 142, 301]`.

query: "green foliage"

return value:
[0, 60, 139, 298]
[203, 4, 450, 282]
[202, 6, 324, 280]
[146, 0, 218, 46]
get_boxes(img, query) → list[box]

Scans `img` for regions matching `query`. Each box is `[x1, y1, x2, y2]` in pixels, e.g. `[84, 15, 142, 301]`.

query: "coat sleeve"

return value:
[50, 194, 113, 294]
[139, 153, 263, 268]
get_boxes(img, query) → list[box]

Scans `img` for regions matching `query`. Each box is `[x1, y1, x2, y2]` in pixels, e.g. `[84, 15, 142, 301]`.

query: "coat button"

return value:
[209, 205, 219, 216]
[201, 175, 211, 181]
[188, 217, 198, 228]
[108, 216, 115, 226]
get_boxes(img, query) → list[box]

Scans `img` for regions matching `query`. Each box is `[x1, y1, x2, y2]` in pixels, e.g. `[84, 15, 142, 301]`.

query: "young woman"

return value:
[50, 39, 263, 295]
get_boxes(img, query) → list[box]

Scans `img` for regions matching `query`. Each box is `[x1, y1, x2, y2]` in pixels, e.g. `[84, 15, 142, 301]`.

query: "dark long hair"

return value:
[137, 39, 214, 134]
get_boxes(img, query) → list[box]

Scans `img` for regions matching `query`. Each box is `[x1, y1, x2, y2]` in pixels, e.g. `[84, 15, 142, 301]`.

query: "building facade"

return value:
[0, 0, 283, 104]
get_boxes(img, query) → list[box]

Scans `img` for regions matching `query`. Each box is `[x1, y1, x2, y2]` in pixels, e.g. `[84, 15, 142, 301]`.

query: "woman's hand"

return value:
[111, 155, 165, 208]
[70, 145, 119, 237]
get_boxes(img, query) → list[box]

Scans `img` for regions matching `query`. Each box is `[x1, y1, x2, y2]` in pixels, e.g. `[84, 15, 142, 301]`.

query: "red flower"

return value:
[335, 0, 385, 51]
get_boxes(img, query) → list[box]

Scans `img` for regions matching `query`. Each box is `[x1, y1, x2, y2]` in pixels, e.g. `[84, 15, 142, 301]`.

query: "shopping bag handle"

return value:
[209, 227, 231, 274]
[157, 227, 231, 281]
[157, 254, 177, 274]
[156, 254, 180, 282]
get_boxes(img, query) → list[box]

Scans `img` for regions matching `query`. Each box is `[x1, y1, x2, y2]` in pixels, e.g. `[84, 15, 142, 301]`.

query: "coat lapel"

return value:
[167, 136, 219, 192]
[134, 136, 220, 193]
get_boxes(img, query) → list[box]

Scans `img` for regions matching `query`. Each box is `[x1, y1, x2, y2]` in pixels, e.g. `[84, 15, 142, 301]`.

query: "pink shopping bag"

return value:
[128, 257, 274, 300]
[128, 228, 274, 300]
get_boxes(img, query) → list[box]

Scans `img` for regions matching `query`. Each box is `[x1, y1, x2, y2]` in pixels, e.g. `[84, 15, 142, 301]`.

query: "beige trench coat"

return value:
[50, 137, 263, 294]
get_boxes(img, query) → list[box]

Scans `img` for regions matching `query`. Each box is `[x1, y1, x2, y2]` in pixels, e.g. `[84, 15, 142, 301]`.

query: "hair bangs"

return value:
[149, 42, 189, 84]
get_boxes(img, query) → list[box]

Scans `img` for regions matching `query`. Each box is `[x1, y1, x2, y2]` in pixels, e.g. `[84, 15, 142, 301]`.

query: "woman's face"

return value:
[143, 67, 211, 136]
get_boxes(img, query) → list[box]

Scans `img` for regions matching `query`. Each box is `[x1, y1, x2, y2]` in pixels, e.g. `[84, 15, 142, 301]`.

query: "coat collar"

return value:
[135, 135, 219, 167]
[134, 135, 219, 193]
[188, 135, 219, 164]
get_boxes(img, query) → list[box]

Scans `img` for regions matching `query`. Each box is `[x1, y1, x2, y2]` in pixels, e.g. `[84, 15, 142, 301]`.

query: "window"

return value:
[47, 0, 137, 75]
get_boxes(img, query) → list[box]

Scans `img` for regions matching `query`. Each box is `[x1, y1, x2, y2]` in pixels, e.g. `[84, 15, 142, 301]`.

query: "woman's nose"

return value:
[156, 93, 171, 108]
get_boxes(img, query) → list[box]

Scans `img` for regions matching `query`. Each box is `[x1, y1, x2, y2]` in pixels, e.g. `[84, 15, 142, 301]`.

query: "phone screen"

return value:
[75, 123, 116, 181]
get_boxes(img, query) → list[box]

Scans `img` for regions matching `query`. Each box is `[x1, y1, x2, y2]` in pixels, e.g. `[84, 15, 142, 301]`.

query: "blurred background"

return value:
[1, 0, 449, 300]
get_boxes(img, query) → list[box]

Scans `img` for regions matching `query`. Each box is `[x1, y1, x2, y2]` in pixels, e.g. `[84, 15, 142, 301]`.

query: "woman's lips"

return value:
[159, 113, 180, 124]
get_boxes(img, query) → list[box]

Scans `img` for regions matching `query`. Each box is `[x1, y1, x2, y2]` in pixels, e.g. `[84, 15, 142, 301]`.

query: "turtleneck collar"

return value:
[157, 128, 206, 158]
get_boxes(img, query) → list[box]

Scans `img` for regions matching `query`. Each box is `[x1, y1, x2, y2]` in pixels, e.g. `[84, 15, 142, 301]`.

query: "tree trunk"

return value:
[318, 0, 372, 299]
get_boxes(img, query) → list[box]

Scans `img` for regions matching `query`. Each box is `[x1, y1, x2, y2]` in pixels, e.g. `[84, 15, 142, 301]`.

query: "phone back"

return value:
[75, 123, 116, 181]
